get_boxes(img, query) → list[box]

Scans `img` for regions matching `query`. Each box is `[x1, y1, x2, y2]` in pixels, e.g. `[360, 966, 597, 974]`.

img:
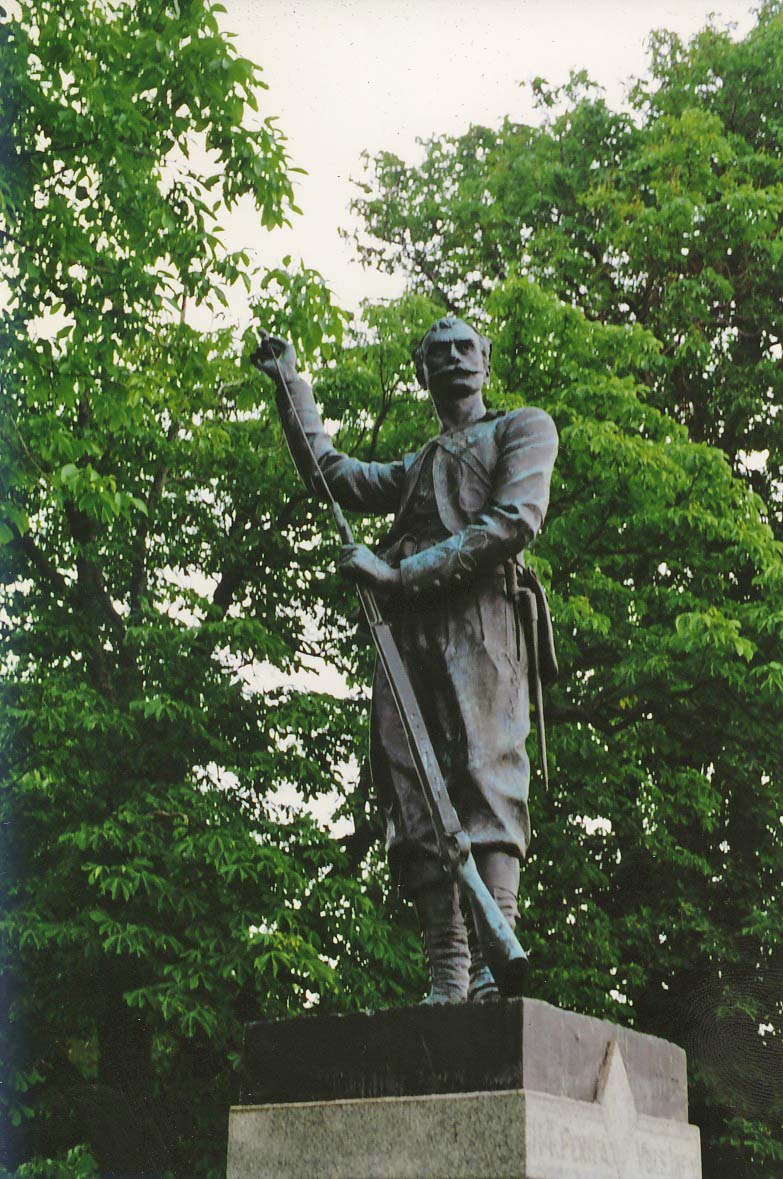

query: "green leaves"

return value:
[351, 6, 783, 529]
[0, 2, 386, 1175]
[9, 1144, 100, 1178]
[347, 36, 783, 1165]
[674, 608, 757, 662]
[252, 262, 350, 363]
[5, 2, 783, 1176]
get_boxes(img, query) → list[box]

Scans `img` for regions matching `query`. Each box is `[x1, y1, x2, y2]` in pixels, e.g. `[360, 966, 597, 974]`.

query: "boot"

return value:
[465, 850, 521, 1003]
[414, 881, 469, 1005]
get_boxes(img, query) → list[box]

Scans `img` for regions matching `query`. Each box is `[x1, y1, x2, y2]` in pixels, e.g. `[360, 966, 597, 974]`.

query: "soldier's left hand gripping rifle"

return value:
[252, 331, 530, 995]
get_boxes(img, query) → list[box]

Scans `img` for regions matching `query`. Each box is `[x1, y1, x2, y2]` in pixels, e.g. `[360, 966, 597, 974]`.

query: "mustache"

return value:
[433, 363, 483, 376]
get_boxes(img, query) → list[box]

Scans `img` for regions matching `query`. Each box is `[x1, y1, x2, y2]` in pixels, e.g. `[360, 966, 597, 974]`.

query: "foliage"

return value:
[349, 2, 783, 527]
[347, 8, 783, 1176]
[489, 281, 783, 1177]
[4, 2, 783, 1178]
[1, 1144, 99, 1179]
[0, 2, 416, 1175]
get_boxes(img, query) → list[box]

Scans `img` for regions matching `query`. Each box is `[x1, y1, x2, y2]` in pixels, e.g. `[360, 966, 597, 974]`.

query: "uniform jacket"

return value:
[277, 377, 559, 588]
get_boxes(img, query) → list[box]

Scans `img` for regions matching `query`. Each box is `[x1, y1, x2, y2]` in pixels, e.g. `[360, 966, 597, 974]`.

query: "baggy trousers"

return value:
[369, 566, 531, 896]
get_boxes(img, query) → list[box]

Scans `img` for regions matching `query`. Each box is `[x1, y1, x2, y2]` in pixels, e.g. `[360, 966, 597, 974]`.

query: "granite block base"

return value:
[227, 1000, 702, 1179]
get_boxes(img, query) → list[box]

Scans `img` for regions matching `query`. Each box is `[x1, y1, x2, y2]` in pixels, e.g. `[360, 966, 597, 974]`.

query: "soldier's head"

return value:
[414, 316, 491, 402]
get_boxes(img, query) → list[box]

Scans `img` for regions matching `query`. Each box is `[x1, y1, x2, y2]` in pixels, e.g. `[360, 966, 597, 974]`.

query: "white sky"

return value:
[220, 0, 758, 316]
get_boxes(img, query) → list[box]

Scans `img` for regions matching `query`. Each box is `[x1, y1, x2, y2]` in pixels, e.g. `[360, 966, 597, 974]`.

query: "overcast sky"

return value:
[219, 0, 758, 317]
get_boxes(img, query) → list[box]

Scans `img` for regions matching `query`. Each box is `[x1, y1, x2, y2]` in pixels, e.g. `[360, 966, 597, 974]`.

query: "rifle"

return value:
[256, 331, 529, 996]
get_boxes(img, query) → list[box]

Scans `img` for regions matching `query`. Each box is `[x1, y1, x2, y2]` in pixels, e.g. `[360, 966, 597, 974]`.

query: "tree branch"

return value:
[7, 523, 72, 600]
[64, 501, 127, 644]
[129, 418, 180, 619]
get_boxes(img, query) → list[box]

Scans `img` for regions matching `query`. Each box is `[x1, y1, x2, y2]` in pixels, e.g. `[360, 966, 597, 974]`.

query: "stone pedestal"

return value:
[227, 998, 702, 1179]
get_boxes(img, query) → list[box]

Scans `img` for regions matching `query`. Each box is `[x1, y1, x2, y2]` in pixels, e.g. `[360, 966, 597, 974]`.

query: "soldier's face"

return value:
[422, 323, 487, 400]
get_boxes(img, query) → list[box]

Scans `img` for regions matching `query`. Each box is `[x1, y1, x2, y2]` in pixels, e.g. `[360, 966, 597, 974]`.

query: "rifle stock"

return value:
[457, 855, 529, 995]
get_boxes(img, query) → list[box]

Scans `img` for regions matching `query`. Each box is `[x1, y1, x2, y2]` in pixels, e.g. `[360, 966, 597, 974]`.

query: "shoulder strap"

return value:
[435, 434, 492, 488]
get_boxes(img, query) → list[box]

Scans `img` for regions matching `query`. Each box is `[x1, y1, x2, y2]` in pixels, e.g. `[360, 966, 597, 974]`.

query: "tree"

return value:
[346, 8, 783, 1175]
[349, 2, 783, 526]
[0, 3, 419, 1174]
[4, 3, 783, 1177]
[489, 279, 783, 1176]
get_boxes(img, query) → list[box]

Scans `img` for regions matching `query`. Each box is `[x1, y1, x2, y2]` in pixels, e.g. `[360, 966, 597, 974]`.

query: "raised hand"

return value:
[250, 333, 298, 382]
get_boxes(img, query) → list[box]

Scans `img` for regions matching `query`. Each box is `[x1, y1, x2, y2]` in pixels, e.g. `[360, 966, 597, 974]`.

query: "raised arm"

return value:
[399, 407, 558, 596]
[253, 336, 404, 515]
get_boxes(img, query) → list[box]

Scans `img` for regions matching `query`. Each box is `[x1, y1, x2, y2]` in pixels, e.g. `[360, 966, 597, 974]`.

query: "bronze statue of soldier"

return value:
[255, 316, 558, 1004]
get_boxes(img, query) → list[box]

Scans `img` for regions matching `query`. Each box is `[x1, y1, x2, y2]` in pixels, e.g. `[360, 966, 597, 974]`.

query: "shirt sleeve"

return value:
[398, 407, 558, 596]
[276, 375, 405, 515]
